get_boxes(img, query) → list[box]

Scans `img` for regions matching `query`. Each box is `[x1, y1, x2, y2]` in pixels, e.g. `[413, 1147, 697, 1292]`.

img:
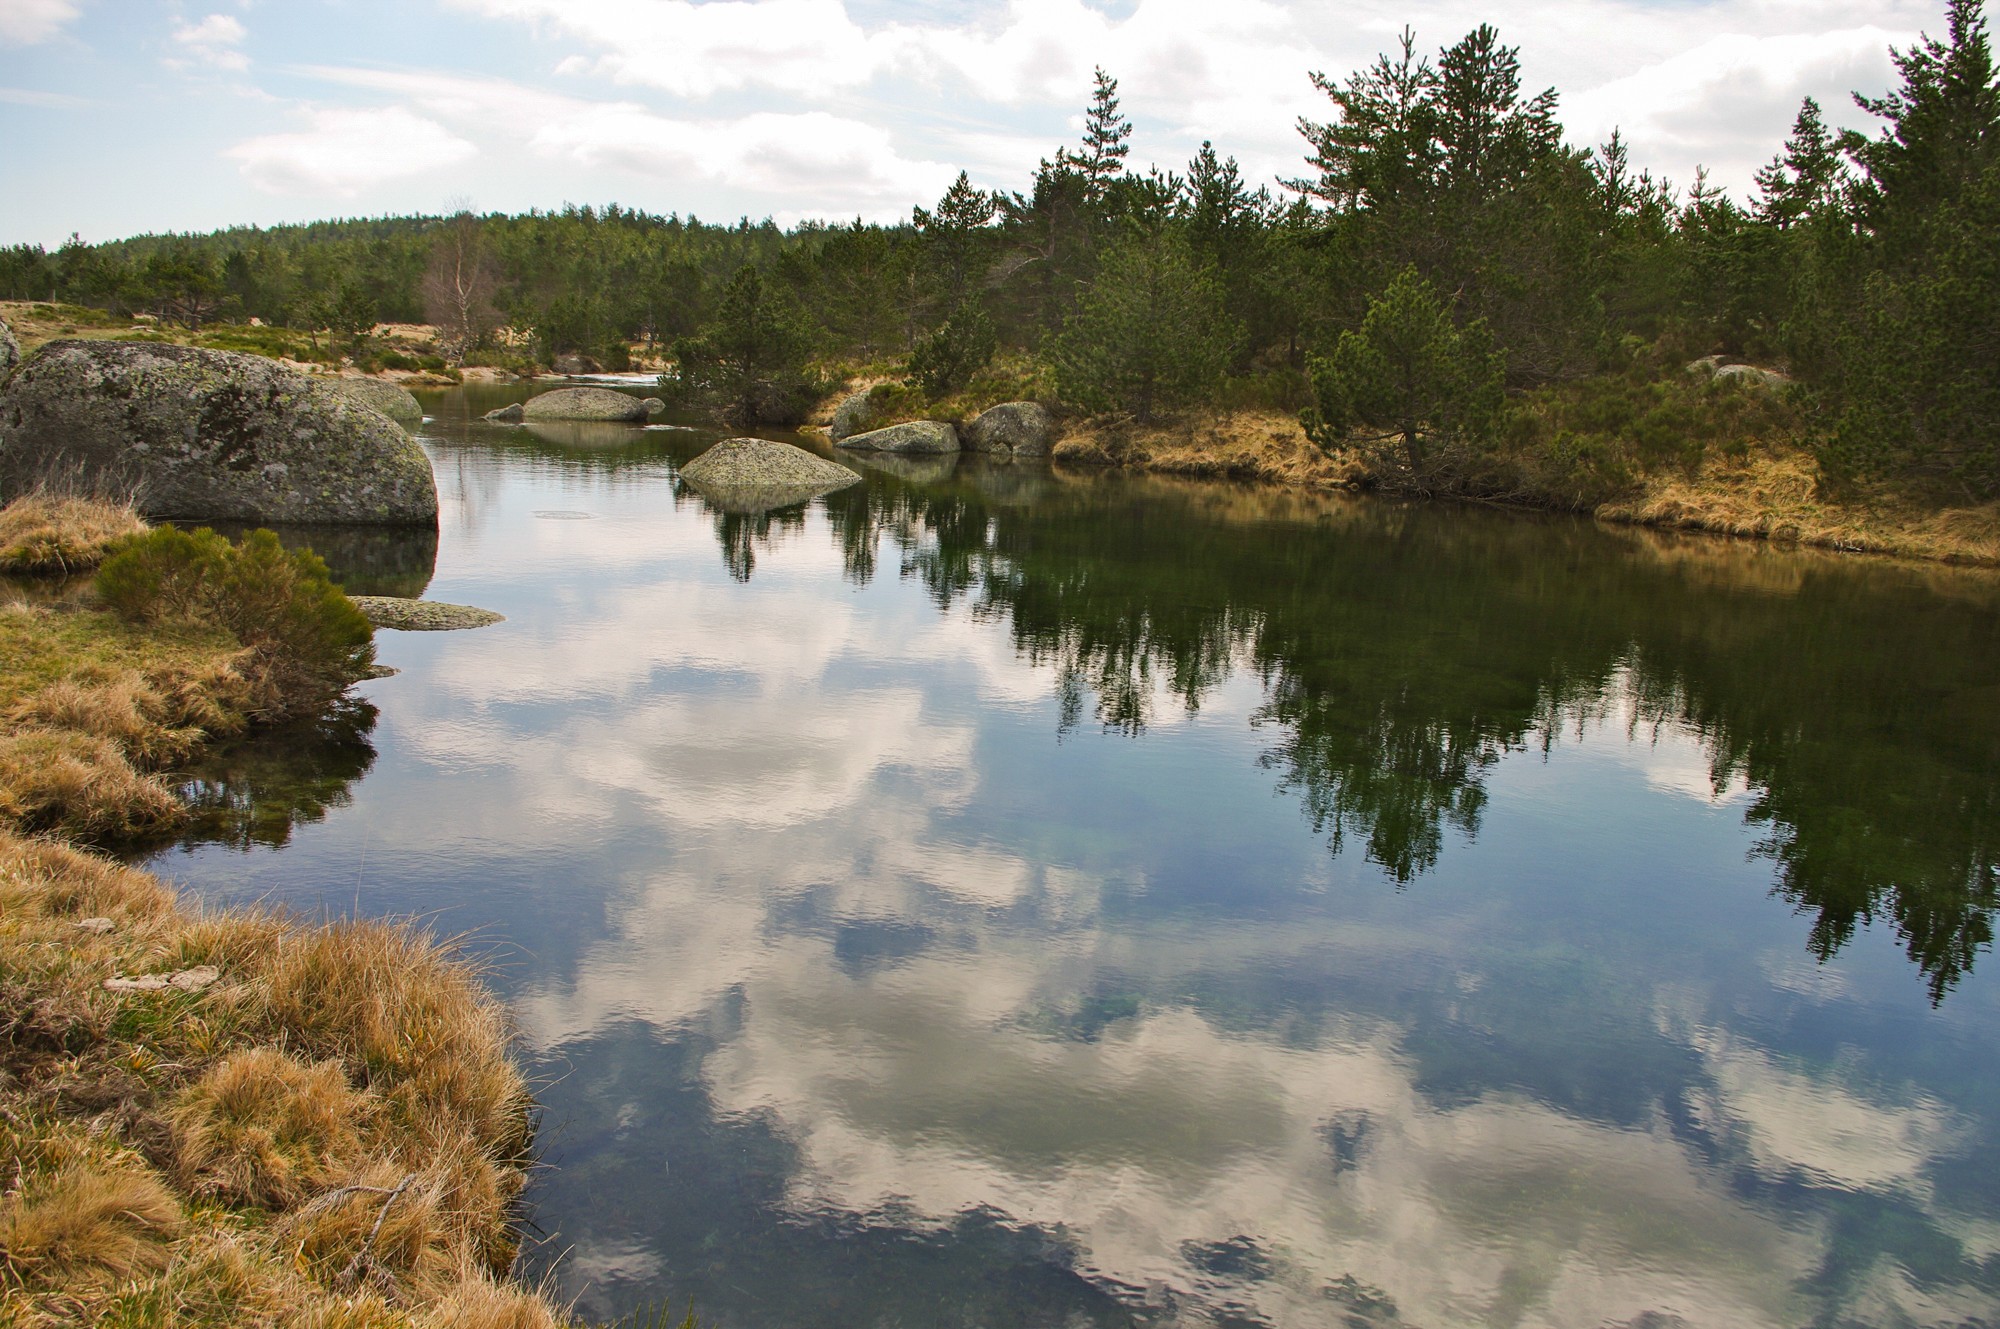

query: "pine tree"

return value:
[1051, 230, 1240, 422]
[1301, 267, 1505, 493]
[1846, 0, 2000, 250]
[1754, 98, 1848, 229]
[1064, 67, 1131, 208]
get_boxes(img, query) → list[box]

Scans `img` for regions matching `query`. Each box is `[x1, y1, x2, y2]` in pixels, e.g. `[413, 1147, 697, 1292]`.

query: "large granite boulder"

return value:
[0, 318, 18, 386]
[964, 402, 1054, 457]
[521, 386, 649, 422]
[0, 340, 436, 526]
[327, 377, 423, 425]
[830, 390, 888, 442]
[678, 437, 860, 513]
[836, 420, 960, 455]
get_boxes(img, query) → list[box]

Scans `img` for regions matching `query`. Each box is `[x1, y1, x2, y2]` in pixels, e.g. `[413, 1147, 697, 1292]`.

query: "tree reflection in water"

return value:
[701, 462, 2000, 1000]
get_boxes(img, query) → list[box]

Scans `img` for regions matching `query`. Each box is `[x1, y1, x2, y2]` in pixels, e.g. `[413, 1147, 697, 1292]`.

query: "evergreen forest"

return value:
[3, 1, 1995, 505]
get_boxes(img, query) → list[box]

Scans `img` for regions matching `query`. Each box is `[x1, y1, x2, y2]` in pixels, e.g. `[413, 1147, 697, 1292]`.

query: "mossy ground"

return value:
[0, 498, 586, 1327]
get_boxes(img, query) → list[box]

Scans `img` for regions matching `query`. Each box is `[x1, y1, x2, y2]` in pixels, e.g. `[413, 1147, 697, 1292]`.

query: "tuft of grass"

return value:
[0, 825, 587, 1327]
[0, 728, 188, 841]
[170, 1049, 372, 1209]
[0, 1161, 185, 1290]
[0, 493, 148, 575]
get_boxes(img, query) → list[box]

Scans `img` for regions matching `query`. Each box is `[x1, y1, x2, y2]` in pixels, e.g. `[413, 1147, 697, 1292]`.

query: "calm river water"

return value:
[149, 383, 2000, 1328]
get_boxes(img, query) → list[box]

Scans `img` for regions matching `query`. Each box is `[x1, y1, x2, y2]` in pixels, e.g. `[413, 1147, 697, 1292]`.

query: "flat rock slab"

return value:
[351, 596, 505, 631]
[522, 386, 650, 421]
[0, 340, 437, 526]
[105, 965, 219, 993]
[836, 419, 960, 454]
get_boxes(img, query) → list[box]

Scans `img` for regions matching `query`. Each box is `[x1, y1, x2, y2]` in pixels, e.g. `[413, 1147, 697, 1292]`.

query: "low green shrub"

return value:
[95, 528, 373, 720]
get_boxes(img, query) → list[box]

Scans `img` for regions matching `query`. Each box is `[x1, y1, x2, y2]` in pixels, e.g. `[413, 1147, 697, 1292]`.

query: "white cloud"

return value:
[430, 0, 1945, 205]
[170, 12, 249, 71]
[298, 67, 958, 217]
[225, 105, 478, 196]
[0, 0, 78, 45]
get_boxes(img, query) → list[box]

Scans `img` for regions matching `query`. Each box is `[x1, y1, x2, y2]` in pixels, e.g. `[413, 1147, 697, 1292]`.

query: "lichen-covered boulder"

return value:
[0, 318, 18, 386]
[835, 420, 960, 455]
[642, 396, 666, 415]
[521, 387, 649, 422]
[0, 340, 436, 526]
[964, 402, 1053, 456]
[678, 437, 860, 513]
[327, 377, 423, 425]
[483, 402, 525, 423]
[830, 390, 887, 442]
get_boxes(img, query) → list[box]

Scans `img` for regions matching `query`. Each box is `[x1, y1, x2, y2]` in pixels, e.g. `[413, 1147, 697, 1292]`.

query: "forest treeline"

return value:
[2, 0, 1995, 502]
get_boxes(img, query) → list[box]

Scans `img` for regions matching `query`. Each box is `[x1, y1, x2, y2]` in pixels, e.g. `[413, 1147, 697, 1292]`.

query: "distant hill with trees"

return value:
[3, 1, 1994, 510]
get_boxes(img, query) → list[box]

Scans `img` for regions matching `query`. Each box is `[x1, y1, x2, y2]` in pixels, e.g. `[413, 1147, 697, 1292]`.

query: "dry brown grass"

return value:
[0, 825, 572, 1328]
[0, 494, 147, 576]
[1050, 411, 2000, 568]
[1599, 446, 2000, 565]
[0, 605, 255, 844]
[0, 1161, 185, 1289]
[0, 728, 188, 841]
[1053, 410, 1365, 489]
[171, 1050, 372, 1209]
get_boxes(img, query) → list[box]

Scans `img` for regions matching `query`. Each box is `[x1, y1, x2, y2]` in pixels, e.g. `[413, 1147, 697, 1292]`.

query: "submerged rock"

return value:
[964, 401, 1054, 456]
[0, 340, 437, 526]
[483, 402, 526, 422]
[836, 420, 960, 455]
[679, 436, 861, 513]
[349, 596, 505, 631]
[522, 386, 649, 422]
[0, 317, 18, 385]
[327, 377, 423, 425]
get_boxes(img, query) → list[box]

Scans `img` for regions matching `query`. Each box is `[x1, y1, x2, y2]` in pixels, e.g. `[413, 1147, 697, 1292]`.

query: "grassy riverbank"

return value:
[0, 500, 577, 1328]
[807, 362, 1999, 568]
[1044, 407, 2000, 567]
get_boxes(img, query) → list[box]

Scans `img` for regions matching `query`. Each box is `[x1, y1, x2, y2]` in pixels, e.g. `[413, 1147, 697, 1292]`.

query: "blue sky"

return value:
[0, 0, 1972, 246]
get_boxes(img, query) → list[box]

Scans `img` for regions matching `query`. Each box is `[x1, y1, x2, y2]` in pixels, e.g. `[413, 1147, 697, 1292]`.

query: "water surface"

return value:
[151, 383, 2000, 1328]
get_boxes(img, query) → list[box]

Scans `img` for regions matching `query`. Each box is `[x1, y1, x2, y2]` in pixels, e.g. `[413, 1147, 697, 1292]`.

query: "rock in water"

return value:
[327, 377, 423, 425]
[0, 340, 436, 526]
[0, 318, 18, 385]
[349, 596, 504, 631]
[521, 387, 649, 422]
[642, 396, 666, 415]
[679, 437, 861, 513]
[483, 402, 526, 422]
[964, 402, 1054, 456]
[830, 390, 886, 442]
[835, 420, 960, 454]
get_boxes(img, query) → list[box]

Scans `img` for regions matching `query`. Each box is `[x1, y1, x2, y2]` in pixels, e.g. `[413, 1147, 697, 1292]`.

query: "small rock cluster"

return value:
[829, 394, 1056, 459]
